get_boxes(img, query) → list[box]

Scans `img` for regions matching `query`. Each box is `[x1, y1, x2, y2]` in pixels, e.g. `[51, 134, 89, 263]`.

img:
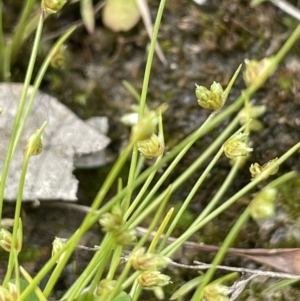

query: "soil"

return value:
[2, 0, 300, 300]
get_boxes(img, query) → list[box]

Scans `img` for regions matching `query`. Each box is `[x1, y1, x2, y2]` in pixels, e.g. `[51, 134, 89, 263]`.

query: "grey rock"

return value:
[0, 83, 110, 201]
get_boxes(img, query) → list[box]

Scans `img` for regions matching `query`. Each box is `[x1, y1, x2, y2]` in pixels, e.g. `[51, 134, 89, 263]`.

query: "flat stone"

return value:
[0, 83, 110, 201]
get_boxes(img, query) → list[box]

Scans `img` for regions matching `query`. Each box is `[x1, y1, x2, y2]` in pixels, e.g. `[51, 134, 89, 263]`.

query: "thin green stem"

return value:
[87, 239, 114, 298]
[133, 186, 173, 252]
[138, 0, 167, 116]
[273, 24, 300, 66]
[123, 146, 138, 210]
[162, 142, 300, 257]
[20, 267, 48, 301]
[3, 156, 30, 285]
[43, 235, 109, 298]
[122, 80, 141, 103]
[149, 206, 174, 253]
[63, 236, 111, 300]
[125, 110, 165, 219]
[191, 171, 297, 300]
[14, 250, 20, 294]
[133, 155, 145, 179]
[122, 271, 140, 292]
[124, 153, 160, 220]
[106, 189, 171, 301]
[19, 140, 133, 299]
[18, 204, 107, 301]
[12, 26, 77, 155]
[89, 141, 134, 212]
[100, 98, 245, 221]
[128, 115, 238, 228]
[106, 245, 123, 280]
[0, 11, 44, 220]
[123, 0, 167, 210]
[130, 281, 142, 301]
[192, 207, 251, 300]
[104, 263, 134, 301]
[191, 158, 242, 226]
[10, 0, 37, 62]
[19, 22, 300, 300]
[40, 143, 134, 298]
[157, 146, 225, 253]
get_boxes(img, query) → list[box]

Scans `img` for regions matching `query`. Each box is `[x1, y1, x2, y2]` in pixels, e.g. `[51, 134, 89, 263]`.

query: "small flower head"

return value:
[99, 205, 123, 232]
[50, 45, 67, 69]
[113, 228, 137, 246]
[24, 122, 47, 158]
[137, 134, 164, 159]
[0, 286, 14, 301]
[195, 81, 224, 110]
[203, 284, 230, 301]
[130, 247, 171, 271]
[224, 132, 253, 159]
[7, 283, 18, 300]
[42, 0, 67, 14]
[0, 228, 12, 252]
[243, 57, 273, 87]
[249, 158, 279, 180]
[250, 188, 277, 221]
[138, 270, 171, 289]
[95, 279, 117, 296]
[131, 111, 157, 143]
[52, 237, 66, 263]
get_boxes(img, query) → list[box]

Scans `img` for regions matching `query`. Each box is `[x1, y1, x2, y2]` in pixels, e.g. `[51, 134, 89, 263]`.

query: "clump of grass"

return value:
[1, 0, 300, 300]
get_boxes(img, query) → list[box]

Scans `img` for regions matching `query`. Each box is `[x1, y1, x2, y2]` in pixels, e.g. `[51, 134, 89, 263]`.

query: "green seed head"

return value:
[50, 45, 67, 69]
[42, 0, 67, 14]
[7, 283, 18, 301]
[23, 122, 47, 158]
[137, 134, 164, 159]
[224, 132, 253, 159]
[99, 205, 123, 232]
[0, 286, 14, 301]
[138, 270, 171, 289]
[249, 158, 279, 180]
[130, 247, 171, 271]
[52, 237, 66, 263]
[195, 81, 224, 110]
[203, 284, 230, 301]
[0, 229, 12, 252]
[96, 279, 117, 296]
[250, 188, 277, 220]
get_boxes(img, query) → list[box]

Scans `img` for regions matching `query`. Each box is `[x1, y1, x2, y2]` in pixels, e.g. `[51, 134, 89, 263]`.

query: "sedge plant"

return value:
[0, 0, 300, 300]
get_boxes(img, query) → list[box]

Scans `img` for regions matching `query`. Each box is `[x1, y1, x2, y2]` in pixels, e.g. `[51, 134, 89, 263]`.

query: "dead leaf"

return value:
[179, 241, 300, 275]
[136, 226, 300, 275]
